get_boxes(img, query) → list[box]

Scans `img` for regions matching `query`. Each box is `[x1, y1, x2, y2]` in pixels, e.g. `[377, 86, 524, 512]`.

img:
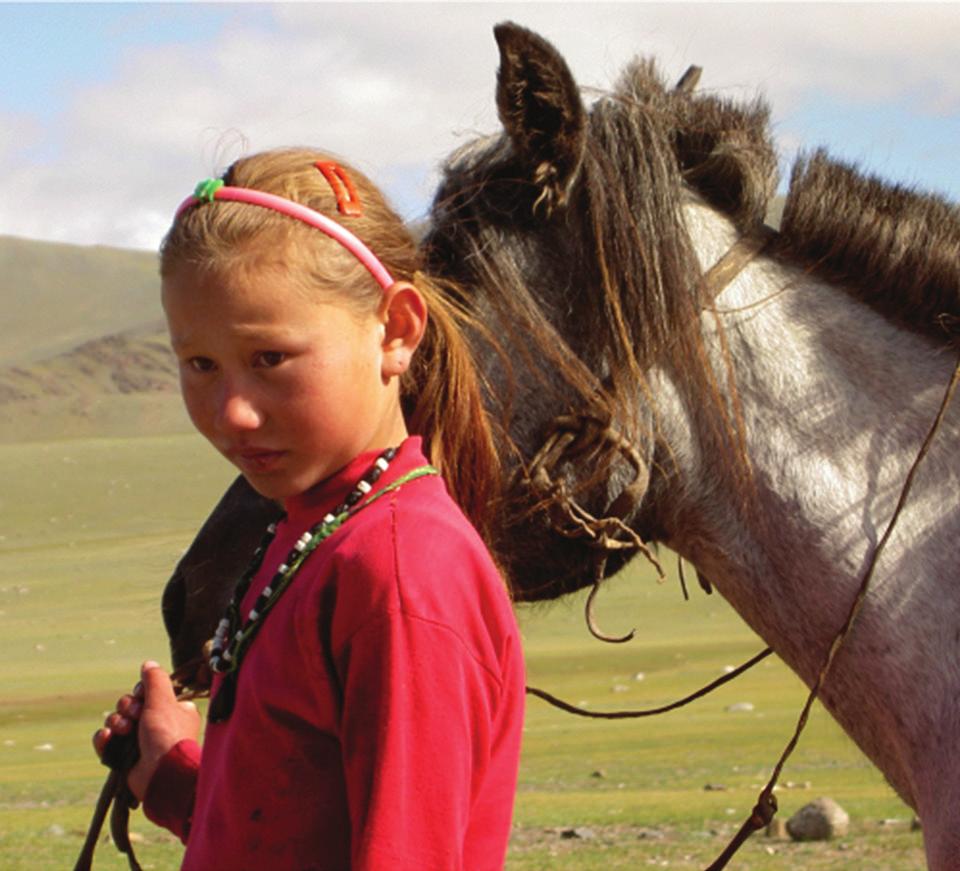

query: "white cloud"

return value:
[1, 3, 958, 249]
[0, 113, 43, 164]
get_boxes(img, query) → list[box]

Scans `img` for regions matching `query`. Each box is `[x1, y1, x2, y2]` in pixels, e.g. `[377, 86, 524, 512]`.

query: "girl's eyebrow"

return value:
[169, 324, 304, 349]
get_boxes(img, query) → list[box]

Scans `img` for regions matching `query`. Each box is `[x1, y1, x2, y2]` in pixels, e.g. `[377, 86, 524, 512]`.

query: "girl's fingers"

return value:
[105, 711, 132, 735]
[117, 694, 142, 720]
[93, 727, 112, 757]
[91, 669, 151, 762]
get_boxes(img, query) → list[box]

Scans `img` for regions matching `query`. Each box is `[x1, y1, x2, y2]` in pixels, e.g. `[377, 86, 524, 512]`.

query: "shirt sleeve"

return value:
[337, 612, 503, 871]
[141, 738, 202, 844]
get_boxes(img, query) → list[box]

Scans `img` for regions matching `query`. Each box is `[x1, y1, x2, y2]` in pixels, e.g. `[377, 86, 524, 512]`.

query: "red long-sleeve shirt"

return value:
[143, 437, 525, 869]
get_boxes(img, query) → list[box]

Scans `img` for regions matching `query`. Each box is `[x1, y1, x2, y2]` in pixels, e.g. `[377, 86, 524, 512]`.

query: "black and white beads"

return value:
[208, 447, 398, 675]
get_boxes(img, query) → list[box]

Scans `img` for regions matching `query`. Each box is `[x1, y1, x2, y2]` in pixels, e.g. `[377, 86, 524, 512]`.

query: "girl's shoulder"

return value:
[337, 472, 494, 583]
[324, 476, 513, 641]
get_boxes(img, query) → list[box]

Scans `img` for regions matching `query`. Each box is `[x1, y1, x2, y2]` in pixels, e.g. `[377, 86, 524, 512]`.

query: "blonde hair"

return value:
[161, 148, 504, 551]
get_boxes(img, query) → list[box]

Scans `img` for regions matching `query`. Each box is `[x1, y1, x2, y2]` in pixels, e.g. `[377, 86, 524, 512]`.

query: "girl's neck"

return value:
[282, 428, 416, 515]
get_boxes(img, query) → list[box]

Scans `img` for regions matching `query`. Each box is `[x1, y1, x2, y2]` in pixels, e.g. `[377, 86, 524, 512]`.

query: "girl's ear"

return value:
[379, 281, 428, 380]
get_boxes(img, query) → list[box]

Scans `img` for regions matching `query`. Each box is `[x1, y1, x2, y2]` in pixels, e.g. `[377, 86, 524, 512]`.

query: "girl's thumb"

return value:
[140, 660, 176, 706]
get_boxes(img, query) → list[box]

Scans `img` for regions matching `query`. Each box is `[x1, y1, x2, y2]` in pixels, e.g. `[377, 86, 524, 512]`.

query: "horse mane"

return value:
[775, 150, 960, 341]
[611, 61, 960, 344]
[610, 60, 777, 231]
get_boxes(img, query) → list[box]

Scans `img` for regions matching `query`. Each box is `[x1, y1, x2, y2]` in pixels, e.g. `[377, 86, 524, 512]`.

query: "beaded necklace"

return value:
[207, 447, 438, 722]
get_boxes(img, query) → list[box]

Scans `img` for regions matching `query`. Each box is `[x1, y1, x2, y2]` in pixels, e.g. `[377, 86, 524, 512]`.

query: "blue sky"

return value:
[1, 2, 957, 250]
[1, 5, 259, 113]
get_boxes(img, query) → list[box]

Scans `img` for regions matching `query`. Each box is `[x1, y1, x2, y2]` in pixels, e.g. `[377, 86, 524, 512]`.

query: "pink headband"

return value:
[174, 177, 395, 291]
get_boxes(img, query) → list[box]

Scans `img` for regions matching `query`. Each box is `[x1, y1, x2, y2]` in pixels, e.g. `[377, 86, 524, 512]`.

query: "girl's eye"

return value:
[187, 357, 216, 373]
[254, 351, 287, 368]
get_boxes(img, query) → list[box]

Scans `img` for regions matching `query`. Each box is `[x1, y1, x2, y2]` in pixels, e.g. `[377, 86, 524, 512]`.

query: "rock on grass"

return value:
[787, 797, 850, 841]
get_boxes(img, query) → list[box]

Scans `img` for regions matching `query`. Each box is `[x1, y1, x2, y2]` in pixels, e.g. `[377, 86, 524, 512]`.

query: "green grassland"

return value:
[0, 434, 925, 869]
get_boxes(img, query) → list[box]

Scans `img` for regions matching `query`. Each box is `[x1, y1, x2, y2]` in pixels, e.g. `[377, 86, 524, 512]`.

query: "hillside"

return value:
[0, 236, 187, 442]
[0, 322, 189, 442]
[0, 235, 162, 366]
[0, 321, 176, 402]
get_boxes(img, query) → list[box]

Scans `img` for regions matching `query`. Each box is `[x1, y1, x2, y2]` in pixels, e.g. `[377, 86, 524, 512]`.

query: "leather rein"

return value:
[74, 670, 204, 871]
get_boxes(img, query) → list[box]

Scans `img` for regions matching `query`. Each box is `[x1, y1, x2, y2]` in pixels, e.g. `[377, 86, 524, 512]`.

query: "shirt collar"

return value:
[282, 435, 427, 522]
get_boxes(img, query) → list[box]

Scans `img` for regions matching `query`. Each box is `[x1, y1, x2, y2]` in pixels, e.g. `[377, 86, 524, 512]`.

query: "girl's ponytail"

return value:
[402, 272, 504, 561]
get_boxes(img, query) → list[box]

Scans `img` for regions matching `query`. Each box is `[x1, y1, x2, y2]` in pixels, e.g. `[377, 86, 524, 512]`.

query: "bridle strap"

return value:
[700, 225, 778, 303]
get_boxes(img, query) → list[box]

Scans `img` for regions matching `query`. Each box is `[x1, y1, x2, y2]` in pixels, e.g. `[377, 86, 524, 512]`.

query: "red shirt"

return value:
[144, 437, 525, 870]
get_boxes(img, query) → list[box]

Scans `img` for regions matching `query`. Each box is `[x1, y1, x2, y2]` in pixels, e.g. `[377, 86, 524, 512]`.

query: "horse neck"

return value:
[644, 201, 960, 679]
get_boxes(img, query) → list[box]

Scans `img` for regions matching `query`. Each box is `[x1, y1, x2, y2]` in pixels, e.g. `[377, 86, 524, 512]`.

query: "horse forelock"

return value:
[610, 58, 778, 230]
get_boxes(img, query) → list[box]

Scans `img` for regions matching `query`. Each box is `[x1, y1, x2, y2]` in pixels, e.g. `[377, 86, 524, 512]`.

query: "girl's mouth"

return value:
[235, 448, 286, 472]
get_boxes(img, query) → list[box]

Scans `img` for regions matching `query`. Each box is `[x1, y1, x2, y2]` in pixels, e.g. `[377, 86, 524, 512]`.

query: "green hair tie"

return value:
[194, 178, 225, 203]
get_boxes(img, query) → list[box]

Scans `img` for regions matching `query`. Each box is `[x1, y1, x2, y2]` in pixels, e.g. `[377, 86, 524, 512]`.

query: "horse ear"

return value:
[493, 22, 586, 215]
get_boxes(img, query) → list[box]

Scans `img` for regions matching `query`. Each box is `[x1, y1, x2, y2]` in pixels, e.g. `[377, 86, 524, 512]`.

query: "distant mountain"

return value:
[0, 235, 161, 367]
[0, 236, 186, 442]
[0, 321, 176, 402]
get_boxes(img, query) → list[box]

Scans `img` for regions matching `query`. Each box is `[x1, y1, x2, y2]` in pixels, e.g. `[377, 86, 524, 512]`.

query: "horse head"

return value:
[423, 22, 770, 603]
[424, 25, 656, 604]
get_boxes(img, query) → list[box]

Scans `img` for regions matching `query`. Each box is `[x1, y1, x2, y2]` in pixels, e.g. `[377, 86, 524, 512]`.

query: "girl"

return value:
[93, 150, 525, 869]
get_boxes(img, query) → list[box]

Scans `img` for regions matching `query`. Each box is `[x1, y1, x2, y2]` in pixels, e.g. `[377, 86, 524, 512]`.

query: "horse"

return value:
[160, 23, 960, 869]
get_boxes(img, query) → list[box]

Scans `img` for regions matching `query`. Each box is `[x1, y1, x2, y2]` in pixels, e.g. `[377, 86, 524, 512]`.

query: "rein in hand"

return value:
[74, 668, 208, 871]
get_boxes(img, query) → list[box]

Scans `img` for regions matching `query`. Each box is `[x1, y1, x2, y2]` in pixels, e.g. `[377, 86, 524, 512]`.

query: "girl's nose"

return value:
[216, 385, 264, 432]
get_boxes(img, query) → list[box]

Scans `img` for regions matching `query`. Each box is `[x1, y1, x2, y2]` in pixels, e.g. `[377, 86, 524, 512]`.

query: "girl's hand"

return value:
[92, 661, 201, 802]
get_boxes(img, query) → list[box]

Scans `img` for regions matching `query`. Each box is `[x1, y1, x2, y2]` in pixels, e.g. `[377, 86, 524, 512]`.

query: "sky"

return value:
[1, 2, 958, 251]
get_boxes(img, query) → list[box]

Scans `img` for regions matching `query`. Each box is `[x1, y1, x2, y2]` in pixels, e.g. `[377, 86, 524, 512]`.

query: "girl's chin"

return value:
[241, 469, 326, 504]
[243, 476, 299, 503]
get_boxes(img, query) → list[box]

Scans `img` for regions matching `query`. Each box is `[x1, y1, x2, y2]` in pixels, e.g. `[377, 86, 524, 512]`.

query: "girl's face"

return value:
[162, 262, 409, 503]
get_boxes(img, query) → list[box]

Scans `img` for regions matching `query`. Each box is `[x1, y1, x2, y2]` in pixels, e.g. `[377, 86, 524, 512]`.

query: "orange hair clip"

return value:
[315, 161, 363, 217]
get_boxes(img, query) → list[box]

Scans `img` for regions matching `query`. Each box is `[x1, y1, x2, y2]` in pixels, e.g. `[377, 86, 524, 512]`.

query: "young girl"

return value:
[93, 150, 525, 869]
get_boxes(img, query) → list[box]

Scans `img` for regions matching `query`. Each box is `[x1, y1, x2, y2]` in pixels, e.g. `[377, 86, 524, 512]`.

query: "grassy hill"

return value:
[0, 236, 162, 367]
[0, 236, 187, 443]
